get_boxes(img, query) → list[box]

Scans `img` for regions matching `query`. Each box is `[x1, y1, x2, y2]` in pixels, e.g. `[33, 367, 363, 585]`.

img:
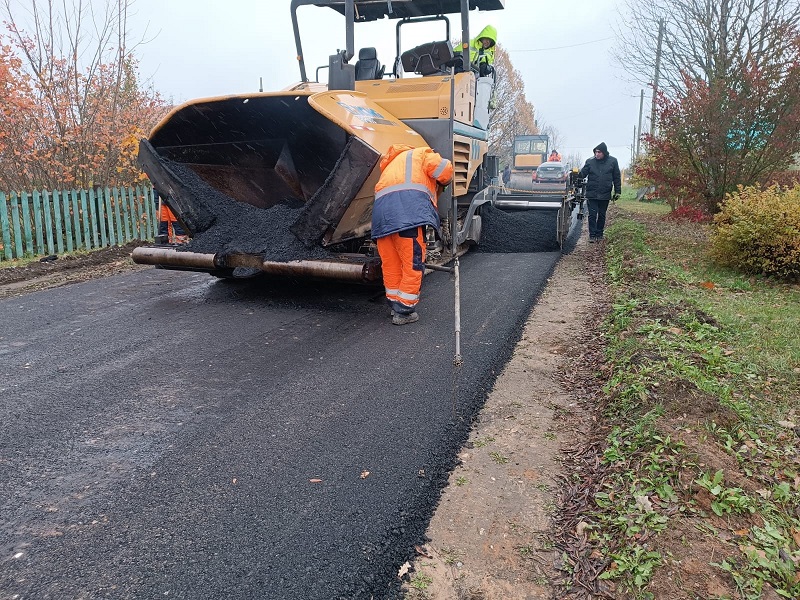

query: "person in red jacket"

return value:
[372, 144, 453, 325]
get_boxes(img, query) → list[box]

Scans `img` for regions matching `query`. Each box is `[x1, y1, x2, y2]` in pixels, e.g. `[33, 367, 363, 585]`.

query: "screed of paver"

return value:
[404, 236, 597, 600]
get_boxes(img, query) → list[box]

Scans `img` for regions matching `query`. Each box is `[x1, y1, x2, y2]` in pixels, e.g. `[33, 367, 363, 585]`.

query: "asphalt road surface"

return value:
[0, 240, 575, 598]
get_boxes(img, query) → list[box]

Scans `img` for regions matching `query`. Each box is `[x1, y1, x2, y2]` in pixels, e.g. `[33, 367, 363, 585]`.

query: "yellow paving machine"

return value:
[132, 0, 505, 282]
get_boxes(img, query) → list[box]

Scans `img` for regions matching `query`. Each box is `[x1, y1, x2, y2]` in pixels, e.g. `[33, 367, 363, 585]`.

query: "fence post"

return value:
[80, 190, 91, 249]
[20, 192, 33, 257]
[144, 187, 156, 238]
[10, 193, 23, 259]
[62, 189, 74, 253]
[88, 188, 100, 249]
[129, 187, 142, 240]
[1, 191, 12, 260]
[71, 190, 83, 250]
[121, 187, 133, 242]
[32, 190, 45, 255]
[104, 187, 117, 246]
[52, 190, 65, 254]
[42, 190, 55, 255]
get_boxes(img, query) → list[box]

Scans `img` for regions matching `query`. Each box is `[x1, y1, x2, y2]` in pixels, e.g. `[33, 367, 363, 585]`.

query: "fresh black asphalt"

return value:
[0, 219, 581, 598]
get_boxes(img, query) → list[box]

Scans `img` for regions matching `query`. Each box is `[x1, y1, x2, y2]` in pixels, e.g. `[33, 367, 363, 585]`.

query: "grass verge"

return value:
[561, 194, 800, 599]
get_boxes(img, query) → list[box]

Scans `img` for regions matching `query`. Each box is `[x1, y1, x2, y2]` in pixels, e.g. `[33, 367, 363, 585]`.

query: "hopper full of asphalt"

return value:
[167, 160, 334, 263]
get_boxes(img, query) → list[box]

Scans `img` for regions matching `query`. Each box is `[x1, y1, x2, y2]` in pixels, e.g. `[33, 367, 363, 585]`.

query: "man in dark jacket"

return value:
[578, 142, 621, 242]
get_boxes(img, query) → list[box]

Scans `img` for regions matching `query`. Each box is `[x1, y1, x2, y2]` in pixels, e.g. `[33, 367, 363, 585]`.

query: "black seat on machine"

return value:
[355, 47, 385, 80]
[401, 41, 456, 76]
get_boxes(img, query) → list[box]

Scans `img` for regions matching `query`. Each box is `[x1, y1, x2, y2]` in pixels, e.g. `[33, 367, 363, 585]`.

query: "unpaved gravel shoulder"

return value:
[404, 232, 601, 599]
[0, 242, 148, 301]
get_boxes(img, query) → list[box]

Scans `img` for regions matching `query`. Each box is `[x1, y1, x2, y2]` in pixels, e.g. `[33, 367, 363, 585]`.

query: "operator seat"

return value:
[354, 47, 385, 81]
[401, 41, 456, 76]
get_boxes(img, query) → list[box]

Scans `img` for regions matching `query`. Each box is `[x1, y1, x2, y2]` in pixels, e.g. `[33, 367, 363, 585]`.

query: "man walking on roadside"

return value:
[372, 144, 453, 325]
[579, 142, 621, 242]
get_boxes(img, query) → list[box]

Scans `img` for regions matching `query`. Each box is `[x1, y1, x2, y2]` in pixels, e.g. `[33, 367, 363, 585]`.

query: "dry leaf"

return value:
[397, 561, 411, 578]
[360, 470, 370, 479]
[699, 281, 715, 289]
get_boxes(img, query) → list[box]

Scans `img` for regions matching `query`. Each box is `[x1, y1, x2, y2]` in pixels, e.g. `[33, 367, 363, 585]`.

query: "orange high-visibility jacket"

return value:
[372, 144, 453, 239]
[159, 203, 179, 223]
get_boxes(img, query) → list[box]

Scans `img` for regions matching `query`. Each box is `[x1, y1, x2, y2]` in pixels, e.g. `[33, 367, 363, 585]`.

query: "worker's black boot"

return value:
[392, 312, 419, 326]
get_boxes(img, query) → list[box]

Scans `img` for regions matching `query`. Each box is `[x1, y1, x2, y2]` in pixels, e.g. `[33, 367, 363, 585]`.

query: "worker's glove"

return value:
[612, 193, 620, 201]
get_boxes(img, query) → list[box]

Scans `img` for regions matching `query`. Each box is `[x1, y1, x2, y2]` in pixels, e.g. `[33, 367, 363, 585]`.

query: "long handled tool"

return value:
[449, 67, 462, 368]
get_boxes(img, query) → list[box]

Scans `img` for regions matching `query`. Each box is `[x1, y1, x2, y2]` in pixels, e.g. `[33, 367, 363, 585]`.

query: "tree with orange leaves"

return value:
[0, 0, 168, 192]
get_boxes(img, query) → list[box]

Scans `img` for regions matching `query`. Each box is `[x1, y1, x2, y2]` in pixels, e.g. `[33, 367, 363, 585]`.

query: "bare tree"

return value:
[564, 151, 585, 171]
[488, 46, 537, 168]
[614, 0, 800, 97]
[537, 121, 564, 157]
[616, 0, 800, 209]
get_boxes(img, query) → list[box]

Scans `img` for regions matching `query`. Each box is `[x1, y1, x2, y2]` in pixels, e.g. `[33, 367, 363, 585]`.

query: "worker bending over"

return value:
[372, 144, 453, 326]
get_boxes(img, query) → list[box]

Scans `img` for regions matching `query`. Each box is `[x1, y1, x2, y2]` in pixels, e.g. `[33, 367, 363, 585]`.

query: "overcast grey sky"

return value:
[128, 0, 644, 167]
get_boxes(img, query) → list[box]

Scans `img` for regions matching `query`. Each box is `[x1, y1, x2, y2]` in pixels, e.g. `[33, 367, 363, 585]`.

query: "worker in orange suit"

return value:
[157, 197, 186, 244]
[372, 144, 453, 326]
[549, 149, 562, 162]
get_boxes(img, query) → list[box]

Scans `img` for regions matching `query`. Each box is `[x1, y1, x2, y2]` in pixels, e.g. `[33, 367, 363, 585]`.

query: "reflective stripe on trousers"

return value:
[376, 226, 426, 315]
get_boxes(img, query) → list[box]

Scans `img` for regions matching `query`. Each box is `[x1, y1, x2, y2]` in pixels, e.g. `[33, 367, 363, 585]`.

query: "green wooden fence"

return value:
[0, 186, 159, 262]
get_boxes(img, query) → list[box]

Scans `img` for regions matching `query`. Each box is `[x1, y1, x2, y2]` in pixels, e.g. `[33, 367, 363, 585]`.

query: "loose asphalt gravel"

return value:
[0, 211, 581, 599]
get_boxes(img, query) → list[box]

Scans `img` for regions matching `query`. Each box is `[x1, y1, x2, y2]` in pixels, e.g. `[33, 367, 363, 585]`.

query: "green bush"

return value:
[710, 185, 800, 280]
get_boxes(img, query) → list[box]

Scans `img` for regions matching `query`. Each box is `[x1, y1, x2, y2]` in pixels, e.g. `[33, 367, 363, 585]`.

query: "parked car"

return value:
[534, 161, 568, 184]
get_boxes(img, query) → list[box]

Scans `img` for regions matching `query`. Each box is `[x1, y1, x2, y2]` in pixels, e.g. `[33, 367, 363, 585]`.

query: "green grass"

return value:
[571, 204, 800, 599]
[616, 188, 671, 215]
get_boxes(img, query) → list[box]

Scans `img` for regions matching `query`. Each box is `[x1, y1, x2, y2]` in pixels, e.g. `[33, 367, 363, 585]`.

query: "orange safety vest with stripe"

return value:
[371, 144, 454, 239]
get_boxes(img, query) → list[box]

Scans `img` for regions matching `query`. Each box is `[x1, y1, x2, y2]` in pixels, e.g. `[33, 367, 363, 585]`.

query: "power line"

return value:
[507, 37, 613, 53]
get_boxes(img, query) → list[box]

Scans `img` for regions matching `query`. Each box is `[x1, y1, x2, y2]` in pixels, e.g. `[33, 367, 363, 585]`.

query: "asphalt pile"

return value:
[168, 161, 333, 263]
[476, 203, 561, 253]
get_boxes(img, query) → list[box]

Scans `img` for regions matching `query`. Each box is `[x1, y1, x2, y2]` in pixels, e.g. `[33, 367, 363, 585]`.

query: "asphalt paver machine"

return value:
[133, 0, 506, 282]
[493, 135, 586, 248]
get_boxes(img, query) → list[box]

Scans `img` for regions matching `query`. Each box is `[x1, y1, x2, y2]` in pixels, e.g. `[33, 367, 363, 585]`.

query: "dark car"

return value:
[534, 161, 568, 183]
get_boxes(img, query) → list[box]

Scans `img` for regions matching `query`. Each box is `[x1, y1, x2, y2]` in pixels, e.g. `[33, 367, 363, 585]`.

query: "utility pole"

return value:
[631, 126, 636, 164]
[636, 88, 644, 158]
[650, 18, 664, 136]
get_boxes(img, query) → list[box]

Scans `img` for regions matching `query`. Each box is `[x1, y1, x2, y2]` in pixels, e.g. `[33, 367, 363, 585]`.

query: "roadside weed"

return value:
[694, 470, 755, 516]
[409, 573, 433, 590]
[474, 436, 495, 448]
[489, 451, 509, 465]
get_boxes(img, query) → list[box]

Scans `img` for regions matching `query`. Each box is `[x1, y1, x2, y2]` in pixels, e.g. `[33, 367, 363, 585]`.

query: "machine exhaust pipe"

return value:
[131, 247, 378, 283]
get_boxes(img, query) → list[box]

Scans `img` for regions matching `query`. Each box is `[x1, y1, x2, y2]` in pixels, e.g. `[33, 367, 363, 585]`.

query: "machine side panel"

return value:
[355, 72, 474, 126]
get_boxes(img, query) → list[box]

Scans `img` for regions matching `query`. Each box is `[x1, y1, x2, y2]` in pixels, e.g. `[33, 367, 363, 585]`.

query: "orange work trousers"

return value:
[376, 226, 426, 315]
